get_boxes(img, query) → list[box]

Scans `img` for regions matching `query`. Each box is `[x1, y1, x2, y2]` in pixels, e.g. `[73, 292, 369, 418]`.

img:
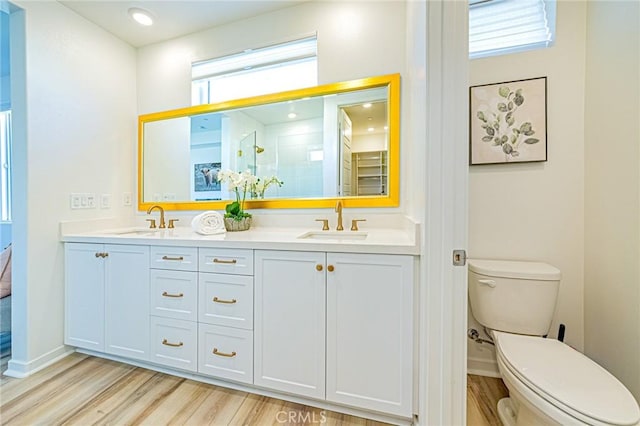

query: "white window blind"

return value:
[469, 0, 556, 59]
[192, 36, 317, 104]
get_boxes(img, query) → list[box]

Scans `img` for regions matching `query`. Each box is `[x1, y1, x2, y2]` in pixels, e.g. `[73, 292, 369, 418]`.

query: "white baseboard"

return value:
[3, 345, 74, 378]
[467, 356, 501, 378]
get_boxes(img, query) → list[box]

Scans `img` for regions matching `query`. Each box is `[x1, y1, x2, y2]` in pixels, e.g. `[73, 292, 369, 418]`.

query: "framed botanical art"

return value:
[469, 76, 547, 165]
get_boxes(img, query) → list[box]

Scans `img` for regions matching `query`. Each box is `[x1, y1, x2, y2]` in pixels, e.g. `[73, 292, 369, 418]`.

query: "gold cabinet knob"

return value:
[316, 264, 323, 271]
[327, 265, 335, 272]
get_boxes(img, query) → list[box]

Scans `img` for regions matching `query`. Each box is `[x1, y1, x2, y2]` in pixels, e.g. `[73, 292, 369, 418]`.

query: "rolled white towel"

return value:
[191, 211, 226, 235]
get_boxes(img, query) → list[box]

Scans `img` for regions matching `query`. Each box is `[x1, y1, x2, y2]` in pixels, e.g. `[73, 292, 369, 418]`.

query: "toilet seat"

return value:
[493, 331, 640, 426]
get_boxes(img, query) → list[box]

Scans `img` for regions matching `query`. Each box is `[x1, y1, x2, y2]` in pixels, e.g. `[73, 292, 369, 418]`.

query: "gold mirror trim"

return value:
[138, 73, 400, 211]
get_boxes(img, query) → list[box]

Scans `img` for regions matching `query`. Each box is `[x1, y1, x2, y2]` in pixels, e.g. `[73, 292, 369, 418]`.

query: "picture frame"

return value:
[194, 162, 221, 192]
[469, 76, 547, 165]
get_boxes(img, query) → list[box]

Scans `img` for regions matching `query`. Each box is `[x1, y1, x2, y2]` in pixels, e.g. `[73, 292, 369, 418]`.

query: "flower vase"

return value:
[224, 217, 252, 232]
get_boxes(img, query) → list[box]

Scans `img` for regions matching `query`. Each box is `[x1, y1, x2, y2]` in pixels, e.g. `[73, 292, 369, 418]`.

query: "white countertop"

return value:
[61, 224, 420, 255]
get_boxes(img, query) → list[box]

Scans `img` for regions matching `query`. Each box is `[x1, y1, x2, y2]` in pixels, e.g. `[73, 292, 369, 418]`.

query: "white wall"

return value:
[137, 2, 406, 114]
[468, 1, 587, 373]
[584, 1, 640, 402]
[9, 0, 136, 373]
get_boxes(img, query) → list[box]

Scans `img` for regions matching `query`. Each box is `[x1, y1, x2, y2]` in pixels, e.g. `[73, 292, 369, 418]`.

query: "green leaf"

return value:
[506, 116, 515, 126]
[523, 129, 535, 136]
[482, 136, 493, 142]
[486, 127, 495, 136]
[512, 128, 520, 135]
[512, 151, 520, 157]
[508, 101, 514, 110]
[524, 138, 540, 144]
[225, 201, 241, 215]
[502, 144, 513, 154]
[514, 94, 524, 106]
[476, 111, 487, 122]
[497, 103, 508, 112]
[501, 135, 508, 144]
[494, 137, 501, 145]
[498, 86, 510, 98]
[516, 88, 523, 96]
[510, 135, 516, 144]
[520, 122, 532, 133]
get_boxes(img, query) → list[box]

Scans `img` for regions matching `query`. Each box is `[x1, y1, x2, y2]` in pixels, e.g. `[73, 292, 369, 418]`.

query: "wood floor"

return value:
[0, 353, 508, 425]
[467, 374, 509, 426]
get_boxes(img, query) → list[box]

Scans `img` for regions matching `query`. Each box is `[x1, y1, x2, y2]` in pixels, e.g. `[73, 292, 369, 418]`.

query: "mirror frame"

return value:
[138, 73, 400, 211]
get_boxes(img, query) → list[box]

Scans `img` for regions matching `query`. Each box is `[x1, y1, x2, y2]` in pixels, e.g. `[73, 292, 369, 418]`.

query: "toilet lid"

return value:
[494, 332, 640, 425]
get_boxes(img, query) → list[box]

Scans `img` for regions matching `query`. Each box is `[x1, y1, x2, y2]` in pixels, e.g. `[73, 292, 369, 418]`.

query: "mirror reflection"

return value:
[139, 74, 399, 210]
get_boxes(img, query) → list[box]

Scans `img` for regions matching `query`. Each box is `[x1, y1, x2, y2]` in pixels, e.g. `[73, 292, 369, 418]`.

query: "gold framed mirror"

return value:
[138, 73, 400, 211]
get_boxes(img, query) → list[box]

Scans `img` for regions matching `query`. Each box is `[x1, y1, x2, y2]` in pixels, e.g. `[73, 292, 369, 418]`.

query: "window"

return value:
[469, 0, 556, 59]
[192, 36, 318, 105]
[1, 110, 11, 222]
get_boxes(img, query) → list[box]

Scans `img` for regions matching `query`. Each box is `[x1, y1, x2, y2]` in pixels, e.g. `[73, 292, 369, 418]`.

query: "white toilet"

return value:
[468, 259, 640, 426]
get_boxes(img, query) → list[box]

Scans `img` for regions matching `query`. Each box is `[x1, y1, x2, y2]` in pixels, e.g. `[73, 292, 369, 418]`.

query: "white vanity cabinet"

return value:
[254, 250, 326, 398]
[198, 248, 255, 384]
[148, 246, 199, 372]
[254, 250, 414, 416]
[325, 253, 413, 417]
[65, 243, 150, 361]
[64, 235, 416, 422]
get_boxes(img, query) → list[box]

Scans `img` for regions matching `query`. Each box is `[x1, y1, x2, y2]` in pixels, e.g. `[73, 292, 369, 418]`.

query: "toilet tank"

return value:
[468, 259, 561, 336]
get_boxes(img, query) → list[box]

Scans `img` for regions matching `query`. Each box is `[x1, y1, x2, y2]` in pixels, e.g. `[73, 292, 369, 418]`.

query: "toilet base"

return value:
[497, 398, 516, 426]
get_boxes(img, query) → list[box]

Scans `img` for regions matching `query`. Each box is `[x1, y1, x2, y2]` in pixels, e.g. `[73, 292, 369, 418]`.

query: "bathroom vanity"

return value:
[62, 222, 419, 424]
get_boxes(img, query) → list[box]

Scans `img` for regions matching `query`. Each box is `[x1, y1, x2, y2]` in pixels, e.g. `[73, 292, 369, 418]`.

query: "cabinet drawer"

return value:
[151, 246, 198, 271]
[150, 270, 197, 321]
[199, 273, 253, 329]
[198, 324, 253, 384]
[199, 248, 253, 275]
[150, 317, 197, 372]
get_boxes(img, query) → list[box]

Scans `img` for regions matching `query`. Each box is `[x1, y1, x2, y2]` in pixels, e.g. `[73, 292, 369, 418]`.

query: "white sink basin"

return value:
[100, 228, 160, 237]
[297, 231, 368, 241]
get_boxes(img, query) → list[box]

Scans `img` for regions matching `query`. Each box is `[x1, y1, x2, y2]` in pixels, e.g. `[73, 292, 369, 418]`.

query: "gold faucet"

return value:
[147, 205, 166, 229]
[335, 200, 344, 231]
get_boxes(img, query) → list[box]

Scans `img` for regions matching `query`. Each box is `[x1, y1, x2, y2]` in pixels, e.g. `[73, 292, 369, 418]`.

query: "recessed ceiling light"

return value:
[288, 112, 297, 119]
[363, 103, 372, 109]
[367, 127, 375, 132]
[129, 8, 154, 26]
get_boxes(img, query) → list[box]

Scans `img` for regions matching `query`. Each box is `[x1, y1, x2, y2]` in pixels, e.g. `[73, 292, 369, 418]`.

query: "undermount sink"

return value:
[101, 228, 160, 237]
[297, 231, 368, 241]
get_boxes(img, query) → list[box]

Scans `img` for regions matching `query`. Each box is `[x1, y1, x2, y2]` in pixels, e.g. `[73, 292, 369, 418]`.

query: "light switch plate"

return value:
[101, 194, 111, 209]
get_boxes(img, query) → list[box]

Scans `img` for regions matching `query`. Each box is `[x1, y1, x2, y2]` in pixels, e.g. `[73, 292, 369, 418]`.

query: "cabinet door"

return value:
[254, 250, 326, 398]
[104, 244, 150, 361]
[326, 253, 414, 417]
[65, 243, 105, 351]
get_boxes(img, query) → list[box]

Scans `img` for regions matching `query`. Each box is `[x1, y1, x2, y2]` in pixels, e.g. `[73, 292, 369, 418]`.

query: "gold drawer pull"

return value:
[95, 252, 108, 258]
[213, 297, 237, 304]
[162, 291, 184, 298]
[213, 348, 236, 357]
[162, 339, 183, 347]
[162, 255, 184, 261]
[213, 258, 237, 264]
